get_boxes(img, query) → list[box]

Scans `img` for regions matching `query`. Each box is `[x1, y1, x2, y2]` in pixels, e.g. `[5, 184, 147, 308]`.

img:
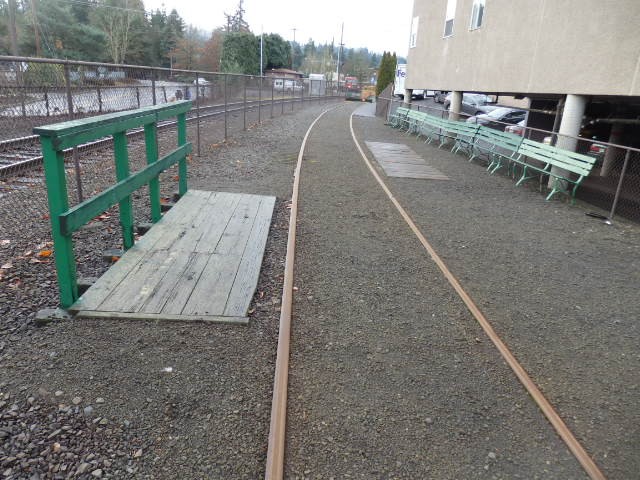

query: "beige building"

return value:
[405, 0, 640, 148]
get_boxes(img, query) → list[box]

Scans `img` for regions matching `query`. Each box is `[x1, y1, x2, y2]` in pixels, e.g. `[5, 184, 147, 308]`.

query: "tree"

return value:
[201, 28, 224, 72]
[224, 0, 249, 33]
[170, 25, 205, 71]
[92, 0, 145, 64]
[376, 51, 395, 96]
[220, 31, 258, 74]
[263, 33, 289, 70]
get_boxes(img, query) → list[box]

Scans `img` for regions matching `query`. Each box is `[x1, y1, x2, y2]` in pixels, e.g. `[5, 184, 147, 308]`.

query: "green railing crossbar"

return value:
[60, 144, 192, 235]
[36, 101, 192, 308]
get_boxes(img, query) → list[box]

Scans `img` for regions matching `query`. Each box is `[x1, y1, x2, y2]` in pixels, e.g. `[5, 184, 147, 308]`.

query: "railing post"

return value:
[113, 131, 135, 249]
[144, 122, 162, 222]
[41, 137, 77, 308]
[177, 112, 188, 197]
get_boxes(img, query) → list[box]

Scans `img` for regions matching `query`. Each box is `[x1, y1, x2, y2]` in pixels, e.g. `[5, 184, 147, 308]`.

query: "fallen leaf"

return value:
[173, 175, 180, 181]
[1, 262, 12, 269]
[29, 258, 45, 264]
[0, 240, 10, 246]
[37, 250, 53, 258]
[22, 250, 33, 257]
[111, 256, 120, 262]
[36, 241, 53, 249]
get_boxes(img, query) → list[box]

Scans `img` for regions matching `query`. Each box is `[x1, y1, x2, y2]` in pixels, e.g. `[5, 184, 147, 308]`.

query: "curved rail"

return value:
[264, 103, 344, 480]
[348, 112, 606, 480]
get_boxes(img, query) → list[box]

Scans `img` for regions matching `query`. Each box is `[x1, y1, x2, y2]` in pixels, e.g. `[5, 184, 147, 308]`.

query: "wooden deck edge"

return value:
[72, 310, 249, 325]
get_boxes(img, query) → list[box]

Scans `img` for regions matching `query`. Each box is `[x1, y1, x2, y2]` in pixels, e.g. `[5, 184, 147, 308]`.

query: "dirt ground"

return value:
[1, 98, 638, 479]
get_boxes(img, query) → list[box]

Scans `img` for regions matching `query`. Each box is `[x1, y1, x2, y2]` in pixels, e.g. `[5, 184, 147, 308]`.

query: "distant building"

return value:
[264, 68, 304, 80]
[406, 0, 640, 149]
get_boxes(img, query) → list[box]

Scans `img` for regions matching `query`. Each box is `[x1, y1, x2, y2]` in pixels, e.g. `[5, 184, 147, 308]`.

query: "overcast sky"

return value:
[144, 0, 414, 57]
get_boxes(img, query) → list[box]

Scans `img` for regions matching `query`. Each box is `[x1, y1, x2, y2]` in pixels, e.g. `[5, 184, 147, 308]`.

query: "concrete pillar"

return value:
[551, 94, 588, 187]
[600, 123, 624, 177]
[448, 90, 462, 121]
[403, 88, 413, 107]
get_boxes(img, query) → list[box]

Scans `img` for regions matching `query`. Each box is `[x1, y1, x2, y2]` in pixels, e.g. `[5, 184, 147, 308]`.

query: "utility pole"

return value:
[291, 27, 297, 70]
[336, 23, 344, 87]
[260, 27, 264, 76]
[30, 0, 42, 57]
[8, 0, 18, 56]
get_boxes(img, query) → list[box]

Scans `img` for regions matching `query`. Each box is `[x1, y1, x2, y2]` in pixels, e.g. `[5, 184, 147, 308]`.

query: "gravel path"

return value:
[284, 103, 637, 479]
[0, 98, 338, 479]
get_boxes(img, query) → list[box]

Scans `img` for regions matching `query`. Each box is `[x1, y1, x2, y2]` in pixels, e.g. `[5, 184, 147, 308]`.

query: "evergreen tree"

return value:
[376, 51, 395, 96]
[220, 31, 258, 74]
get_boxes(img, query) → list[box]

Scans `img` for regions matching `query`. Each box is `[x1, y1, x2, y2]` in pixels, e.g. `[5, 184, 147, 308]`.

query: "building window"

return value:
[470, 0, 485, 30]
[444, 0, 457, 37]
[410, 16, 419, 48]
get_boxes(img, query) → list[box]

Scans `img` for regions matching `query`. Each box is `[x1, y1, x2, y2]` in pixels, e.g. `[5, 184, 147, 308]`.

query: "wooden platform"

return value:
[366, 141, 450, 180]
[70, 190, 276, 324]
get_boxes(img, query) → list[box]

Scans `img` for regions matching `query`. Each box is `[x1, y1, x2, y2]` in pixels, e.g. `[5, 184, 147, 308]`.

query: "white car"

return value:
[273, 79, 302, 93]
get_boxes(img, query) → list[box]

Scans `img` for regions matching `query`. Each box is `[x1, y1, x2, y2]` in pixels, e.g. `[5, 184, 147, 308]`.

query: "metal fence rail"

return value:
[378, 95, 640, 224]
[0, 56, 342, 243]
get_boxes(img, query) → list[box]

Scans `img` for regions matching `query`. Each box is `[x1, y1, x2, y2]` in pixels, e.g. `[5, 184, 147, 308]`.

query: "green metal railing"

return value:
[34, 101, 192, 308]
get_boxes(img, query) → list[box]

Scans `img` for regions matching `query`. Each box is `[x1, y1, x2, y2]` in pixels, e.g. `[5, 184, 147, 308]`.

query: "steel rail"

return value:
[348, 112, 606, 480]
[264, 103, 344, 480]
[0, 96, 331, 177]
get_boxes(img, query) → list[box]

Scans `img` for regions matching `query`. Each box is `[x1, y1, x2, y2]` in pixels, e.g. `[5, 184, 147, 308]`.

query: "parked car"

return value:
[193, 78, 211, 86]
[443, 92, 498, 116]
[274, 78, 302, 93]
[434, 91, 449, 103]
[467, 107, 527, 129]
[504, 120, 526, 136]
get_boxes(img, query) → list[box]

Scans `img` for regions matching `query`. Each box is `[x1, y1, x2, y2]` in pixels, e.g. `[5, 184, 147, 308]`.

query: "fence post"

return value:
[40, 136, 77, 308]
[151, 71, 157, 106]
[113, 132, 134, 250]
[97, 86, 102, 113]
[63, 63, 84, 203]
[271, 79, 274, 118]
[195, 74, 201, 156]
[163, 86, 167, 102]
[608, 150, 631, 221]
[243, 75, 247, 130]
[258, 75, 262, 123]
[44, 88, 50, 116]
[136, 86, 141, 108]
[144, 122, 162, 223]
[224, 74, 228, 141]
[177, 112, 188, 197]
[281, 78, 285, 115]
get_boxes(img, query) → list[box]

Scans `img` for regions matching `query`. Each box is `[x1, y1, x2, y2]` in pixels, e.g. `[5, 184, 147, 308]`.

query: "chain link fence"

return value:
[0, 56, 342, 247]
[378, 94, 640, 224]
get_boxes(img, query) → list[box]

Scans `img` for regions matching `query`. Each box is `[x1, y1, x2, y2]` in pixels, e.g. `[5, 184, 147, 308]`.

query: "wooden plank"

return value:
[181, 253, 242, 316]
[152, 191, 215, 251]
[138, 250, 197, 314]
[167, 192, 226, 252]
[214, 194, 263, 256]
[194, 193, 243, 253]
[73, 310, 248, 325]
[181, 195, 264, 315]
[97, 250, 175, 312]
[69, 191, 207, 312]
[159, 252, 210, 315]
[224, 196, 276, 316]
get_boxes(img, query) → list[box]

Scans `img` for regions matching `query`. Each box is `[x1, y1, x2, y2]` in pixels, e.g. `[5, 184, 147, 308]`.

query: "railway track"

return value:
[0, 96, 305, 178]
[264, 106, 607, 480]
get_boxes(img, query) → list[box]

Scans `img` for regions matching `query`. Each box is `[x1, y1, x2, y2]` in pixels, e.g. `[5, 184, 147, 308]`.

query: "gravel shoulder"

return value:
[285, 103, 589, 478]
[0, 99, 338, 479]
[349, 113, 639, 479]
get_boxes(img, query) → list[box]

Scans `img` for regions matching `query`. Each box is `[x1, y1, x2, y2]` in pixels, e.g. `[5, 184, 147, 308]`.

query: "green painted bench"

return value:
[405, 109, 428, 135]
[445, 121, 481, 155]
[389, 107, 410, 129]
[512, 139, 597, 201]
[418, 114, 451, 145]
[469, 126, 524, 172]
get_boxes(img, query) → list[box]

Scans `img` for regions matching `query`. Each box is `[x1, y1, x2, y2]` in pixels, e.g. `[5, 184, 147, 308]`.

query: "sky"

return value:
[144, 0, 414, 57]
